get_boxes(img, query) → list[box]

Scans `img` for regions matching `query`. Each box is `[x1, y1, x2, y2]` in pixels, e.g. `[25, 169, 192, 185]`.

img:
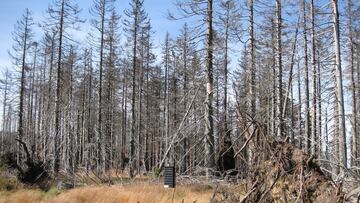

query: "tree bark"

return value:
[302, 0, 311, 153]
[310, 0, 317, 157]
[348, 0, 357, 167]
[17, 9, 31, 165]
[54, 0, 65, 173]
[332, 0, 347, 174]
[204, 0, 215, 177]
[276, 0, 284, 137]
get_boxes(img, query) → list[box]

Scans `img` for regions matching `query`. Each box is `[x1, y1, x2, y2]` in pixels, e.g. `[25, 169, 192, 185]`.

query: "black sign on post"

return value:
[164, 166, 176, 188]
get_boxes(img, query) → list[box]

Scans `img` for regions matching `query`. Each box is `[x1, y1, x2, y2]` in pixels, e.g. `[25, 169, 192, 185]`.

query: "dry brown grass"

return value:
[48, 183, 213, 203]
[0, 183, 214, 203]
[0, 190, 44, 203]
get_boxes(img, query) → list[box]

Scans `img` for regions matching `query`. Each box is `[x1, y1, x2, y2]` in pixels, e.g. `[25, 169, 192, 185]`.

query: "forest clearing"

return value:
[0, 0, 360, 202]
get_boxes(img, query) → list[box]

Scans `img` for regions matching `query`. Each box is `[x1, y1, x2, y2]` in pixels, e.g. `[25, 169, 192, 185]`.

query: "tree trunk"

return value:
[310, 0, 317, 157]
[348, 0, 357, 167]
[97, 0, 106, 174]
[332, 0, 347, 174]
[302, 0, 311, 153]
[297, 63, 302, 148]
[276, 0, 284, 137]
[130, 1, 139, 178]
[17, 9, 31, 165]
[54, 0, 65, 173]
[1, 70, 9, 154]
[317, 48, 322, 158]
[204, 0, 215, 177]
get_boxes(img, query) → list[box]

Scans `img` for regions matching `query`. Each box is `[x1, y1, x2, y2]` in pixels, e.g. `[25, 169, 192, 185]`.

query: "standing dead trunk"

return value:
[204, 0, 215, 177]
[310, 0, 317, 157]
[97, 0, 106, 174]
[348, 0, 357, 167]
[181, 24, 189, 173]
[275, 0, 284, 137]
[1, 70, 10, 154]
[129, 1, 140, 178]
[54, 0, 65, 173]
[332, 0, 347, 174]
[302, 0, 311, 153]
[297, 63, 302, 148]
[317, 48, 322, 158]
[17, 9, 32, 165]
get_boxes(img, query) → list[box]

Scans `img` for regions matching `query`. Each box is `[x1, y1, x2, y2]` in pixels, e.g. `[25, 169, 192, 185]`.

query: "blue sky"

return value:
[0, 0, 187, 69]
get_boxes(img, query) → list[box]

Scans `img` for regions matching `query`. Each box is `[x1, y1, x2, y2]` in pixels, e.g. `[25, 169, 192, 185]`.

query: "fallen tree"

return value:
[1, 139, 51, 190]
[211, 120, 345, 203]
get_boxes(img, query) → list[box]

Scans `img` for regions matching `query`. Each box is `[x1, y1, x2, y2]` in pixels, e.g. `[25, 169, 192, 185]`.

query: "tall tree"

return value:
[310, 0, 318, 156]
[275, 0, 284, 137]
[0, 69, 11, 154]
[170, 0, 216, 176]
[216, 0, 240, 172]
[176, 24, 193, 173]
[162, 32, 171, 166]
[302, 0, 310, 152]
[90, 0, 116, 174]
[348, 0, 358, 167]
[123, 0, 148, 177]
[331, 0, 347, 173]
[46, 0, 82, 173]
[204, 0, 216, 176]
[10, 8, 34, 164]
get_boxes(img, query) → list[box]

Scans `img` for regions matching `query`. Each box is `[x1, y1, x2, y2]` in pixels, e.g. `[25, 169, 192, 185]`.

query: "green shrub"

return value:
[0, 176, 18, 191]
[44, 187, 61, 197]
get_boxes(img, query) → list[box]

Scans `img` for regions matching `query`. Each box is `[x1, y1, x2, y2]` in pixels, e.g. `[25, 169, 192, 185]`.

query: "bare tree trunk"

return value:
[121, 75, 127, 170]
[106, 26, 115, 170]
[97, 0, 106, 174]
[44, 31, 56, 163]
[317, 48, 322, 158]
[302, 0, 311, 153]
[325, 108, 329, 161]
[348, 0, 357, 167]
[54, 0, 65, 173]
[291, 81, 295, 143]
[79, 54, 87, 167]
[130, 1, 139, 178]
[137, 38, 144, 173]
[249, 0, 255, 119]
[87, 50, 94, 171]
[1, 70, 10, 154]
[181, 25, 189, 173]
[271, 19, 276, 136]
[204, 0, 215, 177]
[163, 33, 170, 166]
[17, 9, 31, 165]
[332, 0, 347, 174]
[310, 0, 317, 156]
[144, 31, 151, 171]
[275, 0, 284, 137]
[357, 47, 360, 166]
[297, 63, 302, 148]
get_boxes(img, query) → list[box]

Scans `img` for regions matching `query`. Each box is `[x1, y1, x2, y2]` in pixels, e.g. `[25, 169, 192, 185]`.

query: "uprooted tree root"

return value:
[246, 140, 344, 203]
[211, 123, 345, 203]
[1, 139, 51, 190]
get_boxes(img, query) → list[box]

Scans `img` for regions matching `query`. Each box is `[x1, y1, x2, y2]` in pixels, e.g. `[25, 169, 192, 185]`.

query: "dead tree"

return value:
[331, 0, 347, 174]
[45, 0, 82, 173]
[9, 8, 34, 165]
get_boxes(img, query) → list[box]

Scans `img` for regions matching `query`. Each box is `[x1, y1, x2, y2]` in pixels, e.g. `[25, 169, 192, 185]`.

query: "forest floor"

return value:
[0, 173, 216, 203]
[1, 138, 359, 202]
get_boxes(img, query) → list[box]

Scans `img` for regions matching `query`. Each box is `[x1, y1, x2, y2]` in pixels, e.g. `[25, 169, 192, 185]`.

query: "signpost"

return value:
[164, 166, 176, 188]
